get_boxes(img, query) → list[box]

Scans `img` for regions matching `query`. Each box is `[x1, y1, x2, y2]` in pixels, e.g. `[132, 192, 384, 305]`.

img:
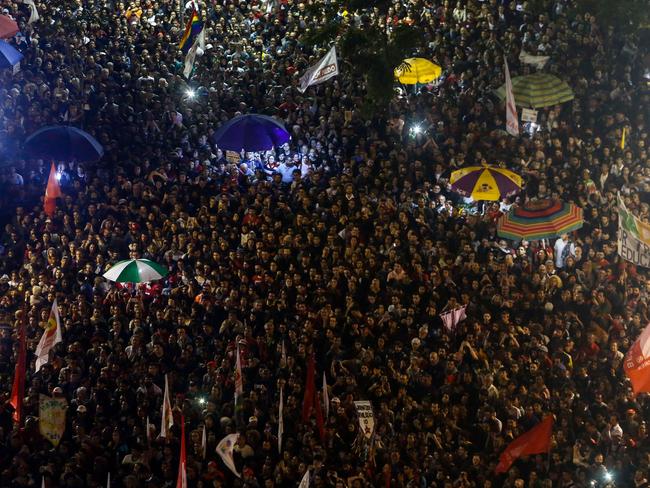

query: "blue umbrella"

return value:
[0, 40, 23, 69]
[213, 114, 290, 152]
[24, 126, 104, 162]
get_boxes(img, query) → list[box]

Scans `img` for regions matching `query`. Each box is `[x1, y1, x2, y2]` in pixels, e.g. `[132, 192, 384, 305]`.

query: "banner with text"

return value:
[354, 400, 375, 440]
[618, 195, 650, 268]
[39, 394, 67, 446]
[298, 46, 339, 93]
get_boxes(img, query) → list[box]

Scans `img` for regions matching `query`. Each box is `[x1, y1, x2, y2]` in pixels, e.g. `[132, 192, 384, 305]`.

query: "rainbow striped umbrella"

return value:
[497, 200, 584, 241]
[450, 165, 522, 201]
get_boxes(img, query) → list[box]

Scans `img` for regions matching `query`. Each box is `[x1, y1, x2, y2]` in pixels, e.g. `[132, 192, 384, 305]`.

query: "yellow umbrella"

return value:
[450, 165, 522, 201]
[394, 58, 442, 85]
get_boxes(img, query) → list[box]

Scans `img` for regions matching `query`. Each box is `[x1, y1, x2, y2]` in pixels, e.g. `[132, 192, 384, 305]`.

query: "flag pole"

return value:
[278, 385, 284, 453]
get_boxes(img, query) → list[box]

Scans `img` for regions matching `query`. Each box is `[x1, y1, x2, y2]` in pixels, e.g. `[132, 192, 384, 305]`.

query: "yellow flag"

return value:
[621, 127, 627, 150]
[39, 394, 67, 446]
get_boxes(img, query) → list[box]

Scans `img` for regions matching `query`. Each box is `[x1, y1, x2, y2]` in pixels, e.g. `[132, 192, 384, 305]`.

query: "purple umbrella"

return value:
[0, 40, 22, 69]
[213, 114, 290, 152]
[450, 165, 522, 201]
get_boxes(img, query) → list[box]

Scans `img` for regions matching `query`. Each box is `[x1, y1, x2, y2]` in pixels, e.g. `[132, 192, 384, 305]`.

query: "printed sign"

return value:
[354, 400, 375, 439]
[618, 195, 650, 268]
[521, 108, 538, 123]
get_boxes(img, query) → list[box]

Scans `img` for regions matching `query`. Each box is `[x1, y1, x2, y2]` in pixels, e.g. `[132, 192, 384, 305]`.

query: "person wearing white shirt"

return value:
[554, 234, 574, 268]
[602, 415, 623, 448]
[8, 167, 23, 185]
[453, 5, 467, 22]
[276, 161, 295, 183]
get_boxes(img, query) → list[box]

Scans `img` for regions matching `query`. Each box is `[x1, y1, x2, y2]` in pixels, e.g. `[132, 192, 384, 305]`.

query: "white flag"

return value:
[298, 46, 339, 93]
[160, 374, 174, 438]
[198, 26, 205, 51]
[322, 371, 329, 420]
[183, 30, 205, 79]
[183, 42, 199, 79]
[201, 424, 207, 459]
[298, 469, 310, 488]
[234, 344, 243, 404]
[504, 56, 519, 137]
[519, 50, 549, 70]
[35, 299, 62, 372]
[278, 386, 284, 453]
[22, 0, 39, 24]
[439, 305, 468, 333]
[216, 433, 240, 478]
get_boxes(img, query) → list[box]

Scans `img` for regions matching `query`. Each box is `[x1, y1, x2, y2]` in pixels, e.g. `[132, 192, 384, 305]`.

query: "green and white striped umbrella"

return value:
[103, 259, 169, 283]
[495, 73, 574, 108]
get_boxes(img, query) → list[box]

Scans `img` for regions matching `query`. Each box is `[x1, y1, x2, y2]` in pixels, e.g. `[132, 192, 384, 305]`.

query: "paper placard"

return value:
[226, 150, 241, 164]
[521, 108, 538, 123]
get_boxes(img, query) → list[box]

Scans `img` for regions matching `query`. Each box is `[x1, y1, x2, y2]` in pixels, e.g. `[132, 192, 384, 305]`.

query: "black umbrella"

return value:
[24, 126, 104, 162]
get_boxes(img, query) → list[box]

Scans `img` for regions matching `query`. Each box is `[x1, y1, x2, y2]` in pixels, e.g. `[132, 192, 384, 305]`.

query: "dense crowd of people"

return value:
[0, 0, 649, 486]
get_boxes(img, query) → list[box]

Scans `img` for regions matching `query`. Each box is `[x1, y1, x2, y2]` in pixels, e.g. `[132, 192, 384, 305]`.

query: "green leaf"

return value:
[302, 21, 341, 46]
[297, 7, 424, 117]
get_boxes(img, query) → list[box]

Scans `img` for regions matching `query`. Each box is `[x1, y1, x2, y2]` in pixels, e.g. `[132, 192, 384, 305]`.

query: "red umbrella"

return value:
[0, 15, 18, 39]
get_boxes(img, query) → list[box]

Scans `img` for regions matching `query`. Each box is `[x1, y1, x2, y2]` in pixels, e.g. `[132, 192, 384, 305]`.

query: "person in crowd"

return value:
[0, 0, 648, 487]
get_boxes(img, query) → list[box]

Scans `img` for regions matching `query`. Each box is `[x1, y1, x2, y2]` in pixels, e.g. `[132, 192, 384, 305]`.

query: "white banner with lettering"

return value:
[618, 195, 650, 268]
[298, 46, 339, 93]
[354, 400, 375, 439]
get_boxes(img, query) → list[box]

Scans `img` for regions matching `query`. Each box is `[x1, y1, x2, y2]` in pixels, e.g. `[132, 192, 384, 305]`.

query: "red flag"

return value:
[234, 344, 243, 404]
[302, 354, 316, 421]
[495, 415, 553, 474]
[624, 322, 650, 395]
[44, 162, 61, 217]
[176, 414, 187, 488]
[302, 354, 325, 441]
[9, 309, 27, 424]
